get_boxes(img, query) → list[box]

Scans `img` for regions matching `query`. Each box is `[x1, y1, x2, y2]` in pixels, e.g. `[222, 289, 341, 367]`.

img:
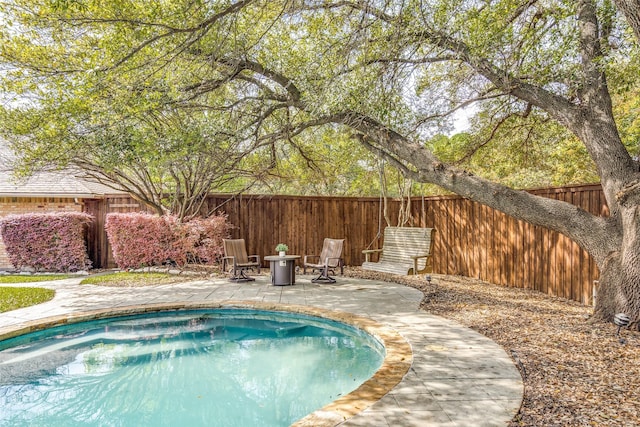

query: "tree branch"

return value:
[613, 0, 640, 41]
[98, 0, 257, 70]
[320, 109, 616, 259]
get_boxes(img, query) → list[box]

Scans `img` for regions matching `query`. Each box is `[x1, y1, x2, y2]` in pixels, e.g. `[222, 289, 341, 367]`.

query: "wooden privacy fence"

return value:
[84, 184, 608, 306]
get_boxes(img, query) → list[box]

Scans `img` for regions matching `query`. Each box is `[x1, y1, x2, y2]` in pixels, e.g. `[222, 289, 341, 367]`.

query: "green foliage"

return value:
[613, 85, 640, 158]
[0, 287, 55, 312]
[241, 126, 383, 196]
[0, 0, 637, 199]
[0, 0, 428, 199]
[425, 107, 601, 190]
[275, 243, 288, 252]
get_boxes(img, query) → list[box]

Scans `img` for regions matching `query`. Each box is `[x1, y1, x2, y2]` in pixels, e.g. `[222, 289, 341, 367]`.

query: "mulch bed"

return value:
[345, 268, 640, 427]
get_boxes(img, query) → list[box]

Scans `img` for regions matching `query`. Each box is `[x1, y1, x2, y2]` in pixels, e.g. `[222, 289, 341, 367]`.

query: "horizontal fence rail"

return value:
[84, 184, 608, 306]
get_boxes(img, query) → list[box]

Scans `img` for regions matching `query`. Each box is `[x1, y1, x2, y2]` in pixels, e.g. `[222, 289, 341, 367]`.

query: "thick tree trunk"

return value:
[596, 202, 640, 329]
[595, 250, 640, 330]
[614, 0, 640, 41]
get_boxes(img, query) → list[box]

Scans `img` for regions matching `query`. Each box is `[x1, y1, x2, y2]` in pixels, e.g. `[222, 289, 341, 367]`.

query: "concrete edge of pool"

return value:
[0, 300, 412, 427]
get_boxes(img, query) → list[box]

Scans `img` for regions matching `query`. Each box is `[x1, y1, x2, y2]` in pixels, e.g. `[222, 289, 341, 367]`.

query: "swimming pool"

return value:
[0, 308, 387, 427]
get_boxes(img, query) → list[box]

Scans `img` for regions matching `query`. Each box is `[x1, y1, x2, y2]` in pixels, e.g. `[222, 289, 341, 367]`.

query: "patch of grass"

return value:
[0, 287, 56, 312]
[81, 272, 184, 287]
[0, 274, 73, 283]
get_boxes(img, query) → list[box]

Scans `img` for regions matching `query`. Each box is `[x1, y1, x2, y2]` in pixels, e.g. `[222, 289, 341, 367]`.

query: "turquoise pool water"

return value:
[0, 309, 385, 427]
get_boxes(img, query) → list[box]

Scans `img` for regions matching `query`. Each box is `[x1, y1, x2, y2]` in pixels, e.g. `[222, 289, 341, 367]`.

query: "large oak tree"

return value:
[1, 0, 640, 325]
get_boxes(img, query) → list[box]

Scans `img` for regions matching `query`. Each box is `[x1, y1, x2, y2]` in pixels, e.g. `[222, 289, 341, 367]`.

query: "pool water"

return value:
[0, 309, 385, 427]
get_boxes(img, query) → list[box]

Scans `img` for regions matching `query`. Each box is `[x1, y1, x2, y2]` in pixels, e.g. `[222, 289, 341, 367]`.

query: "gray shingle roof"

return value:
[0, 140, 127, 198]
[0, 170, 125, 198]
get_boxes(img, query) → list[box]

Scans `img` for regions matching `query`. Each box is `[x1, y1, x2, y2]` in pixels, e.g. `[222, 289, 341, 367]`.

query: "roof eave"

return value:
[0, 193, 109, 199]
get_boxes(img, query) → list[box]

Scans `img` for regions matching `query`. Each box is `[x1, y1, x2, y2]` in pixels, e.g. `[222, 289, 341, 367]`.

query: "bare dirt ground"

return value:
[345, 268, 640, 427]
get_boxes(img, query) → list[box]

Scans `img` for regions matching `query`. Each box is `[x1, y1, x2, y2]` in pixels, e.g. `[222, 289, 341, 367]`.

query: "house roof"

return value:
[0, 141, 127, 198]
[0, 170, 125, 198]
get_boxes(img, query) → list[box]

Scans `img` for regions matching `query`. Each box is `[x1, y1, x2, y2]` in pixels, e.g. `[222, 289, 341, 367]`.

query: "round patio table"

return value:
[264, 255, 300, 286]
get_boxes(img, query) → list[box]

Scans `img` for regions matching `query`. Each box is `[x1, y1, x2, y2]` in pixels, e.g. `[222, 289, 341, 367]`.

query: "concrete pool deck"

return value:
[0, 274, 523, 426]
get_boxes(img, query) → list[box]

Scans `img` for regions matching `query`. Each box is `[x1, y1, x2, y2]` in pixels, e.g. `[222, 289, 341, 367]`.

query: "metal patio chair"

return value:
[303, 238, 344, 283]
[222, 239, 261, 282]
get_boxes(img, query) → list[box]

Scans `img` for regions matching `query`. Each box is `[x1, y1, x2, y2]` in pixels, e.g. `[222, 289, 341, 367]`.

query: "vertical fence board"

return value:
[478, 203, 488, 281]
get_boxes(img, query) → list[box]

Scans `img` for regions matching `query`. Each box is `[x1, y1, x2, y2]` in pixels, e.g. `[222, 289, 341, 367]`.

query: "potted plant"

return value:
[275, 243, 289, 257]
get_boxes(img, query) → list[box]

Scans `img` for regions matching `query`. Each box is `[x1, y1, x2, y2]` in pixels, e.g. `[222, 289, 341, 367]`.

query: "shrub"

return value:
[105, 212, 231, 270]
[0, 212, 93, 272]
[188, 214, 233, 263]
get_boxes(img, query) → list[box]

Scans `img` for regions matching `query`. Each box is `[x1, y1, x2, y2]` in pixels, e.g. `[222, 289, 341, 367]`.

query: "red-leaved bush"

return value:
[105, 212, 232, 270]
[0, 212, 93, 272]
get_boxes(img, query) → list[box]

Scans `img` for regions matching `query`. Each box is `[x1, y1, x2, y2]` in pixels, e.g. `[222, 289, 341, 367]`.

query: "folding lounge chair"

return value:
[303, 238, 344, 283]
[222, 239, 260, 282]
